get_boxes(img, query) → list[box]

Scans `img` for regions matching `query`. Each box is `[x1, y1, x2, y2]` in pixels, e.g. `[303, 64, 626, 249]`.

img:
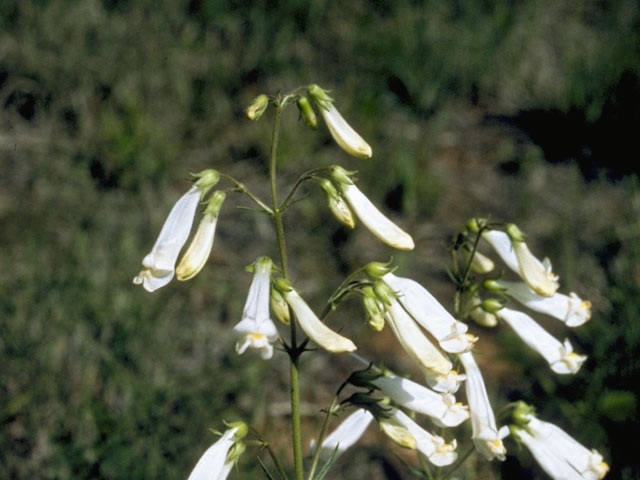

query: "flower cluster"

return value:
[132, 85, 606, 480]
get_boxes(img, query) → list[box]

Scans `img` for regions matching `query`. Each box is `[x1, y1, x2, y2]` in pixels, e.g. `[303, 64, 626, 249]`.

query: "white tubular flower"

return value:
[372, 373, 469, 427]
[330, 166, 414, 250]
[233, 258, 278, 360]
[496, 307, 586, 374]
[513, 415, 609, 480]
[308, 84, 372, 158]
[133, 185, 202, 292]
[187, 427, 241, 480]
[383, 273, 477, 353]
[281, 284, 356, 353]
[459, 351, 509, 461]
[483, 227, 559, 297]
[392, 410, 458, 466]
[496, 280, 591, 327]
[482, 230, 521, 273]
[515, 427, 585, 480]
[176, 191, 226, 282]
[384, 297, 464, 393]
[314, 408, 374, 461]
[321, 104, 373, 158]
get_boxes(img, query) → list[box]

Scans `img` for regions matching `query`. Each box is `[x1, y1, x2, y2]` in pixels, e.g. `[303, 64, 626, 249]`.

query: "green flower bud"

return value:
[226, 441, 246, 463]
[512, 401, 536, 427]
[373, 280, 396, 306]
[466, 218, 487, 234]
[319, 179, 355, 228]
[347, 366, 383, 389]
[246, 94, 269, 120]
[364, 260, 395, 279]
[361, 286, 385, 331]
[482, 279, 506, 293]
[505, 223, 526, 242]
[270, 287, 290, 325]
[482, 298, 505, 313]
[296, 96, 317, 129]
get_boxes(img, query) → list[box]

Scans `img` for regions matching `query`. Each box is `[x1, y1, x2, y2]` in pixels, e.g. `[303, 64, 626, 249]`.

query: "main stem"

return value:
[269, 99, 304, 480]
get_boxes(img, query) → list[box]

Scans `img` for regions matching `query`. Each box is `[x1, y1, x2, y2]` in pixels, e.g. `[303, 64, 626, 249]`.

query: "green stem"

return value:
[279, 167, 331, 211]
[268, 97, 304, 480]
[219, 173, 273, 214]
[306, 396, 338, 480]
[307, 379, 348, 480]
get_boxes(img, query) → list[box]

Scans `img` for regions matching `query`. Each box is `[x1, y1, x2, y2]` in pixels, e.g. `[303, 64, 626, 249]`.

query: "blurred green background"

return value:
[2, 0, 640, 478]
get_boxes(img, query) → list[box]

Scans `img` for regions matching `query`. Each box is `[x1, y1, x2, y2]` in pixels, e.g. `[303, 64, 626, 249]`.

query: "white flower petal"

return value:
[384, 298, 452, 377]
[517, 428, 584, 480]
[284, 290, 356, 353]
[497, 308, 586, 374]
[483, 230, 559, 297]
[320, 104, 372, 158]
[133, 185, 201, 292]
[520, 415, 609, 479]
[373, 374, 469, 427]
[384, 273, 475, 353]
[341, 183, 414, 250]
[497, 280, 591, 327]
[188, 428, 237, 480]
[459, 351, 508, 461]
[314, 408, 374, 461]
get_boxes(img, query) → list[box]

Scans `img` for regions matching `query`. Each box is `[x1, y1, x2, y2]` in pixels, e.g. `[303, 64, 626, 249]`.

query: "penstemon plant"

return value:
[133, 84, 609, 480]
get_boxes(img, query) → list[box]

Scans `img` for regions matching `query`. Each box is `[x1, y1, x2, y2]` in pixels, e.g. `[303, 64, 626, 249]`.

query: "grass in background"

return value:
[2, 0, 640, 478]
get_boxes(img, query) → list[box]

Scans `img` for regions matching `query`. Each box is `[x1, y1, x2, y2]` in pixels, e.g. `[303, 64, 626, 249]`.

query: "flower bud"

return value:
[469, 295, 498, 327]
[245, 94, 269, 120]
[466, 218, 488, 234]
[482, 279, 506, 293]
[296, 96, 317, 129]
[511, 401, 536, 427]
[361, 286, 386, 330]
[347, 366, 383, 389]
[270, 287, 290, 325]
[464, 249, 495, 274]
[309, 86, 372, 158]
[373, 280, 396, 306]
[505, 223, 526, 242]
[364, 260, 395, 279]
[482, 298, 505, 313]
[319, 179, 355, 228]
[176, 191, 226, 282]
